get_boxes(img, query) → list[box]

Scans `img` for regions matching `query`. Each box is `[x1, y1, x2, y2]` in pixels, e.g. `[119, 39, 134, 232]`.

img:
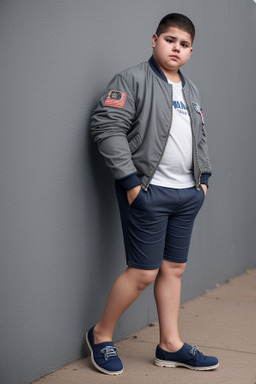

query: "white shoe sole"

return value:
[155, 358, 219, 371]
[86, 332, 124, 376]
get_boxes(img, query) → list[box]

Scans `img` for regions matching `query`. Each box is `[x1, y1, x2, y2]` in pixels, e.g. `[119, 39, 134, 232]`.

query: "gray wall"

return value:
[1, 1, 255, 383]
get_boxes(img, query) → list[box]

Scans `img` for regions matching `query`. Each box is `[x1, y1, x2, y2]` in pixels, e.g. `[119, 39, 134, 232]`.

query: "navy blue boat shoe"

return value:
[155, 343, 219, 370]
[86, 326, 124, 375]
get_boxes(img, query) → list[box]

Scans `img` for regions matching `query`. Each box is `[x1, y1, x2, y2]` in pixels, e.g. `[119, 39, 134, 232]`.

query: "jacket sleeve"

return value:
[91, 74, 141, 190]
[198, 124, 212, 187]
[191, 82, 212, 187]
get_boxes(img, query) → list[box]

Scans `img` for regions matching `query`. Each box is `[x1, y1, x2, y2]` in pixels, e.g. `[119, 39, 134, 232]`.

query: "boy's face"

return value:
[152, 27, 193, 77]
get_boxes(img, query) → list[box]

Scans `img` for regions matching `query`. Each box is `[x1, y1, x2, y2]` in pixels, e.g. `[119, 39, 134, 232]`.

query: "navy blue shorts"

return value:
[115, 183, 205, 270]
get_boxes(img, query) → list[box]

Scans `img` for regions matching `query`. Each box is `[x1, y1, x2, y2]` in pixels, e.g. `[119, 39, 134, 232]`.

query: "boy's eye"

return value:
[165, 39, 189, 48]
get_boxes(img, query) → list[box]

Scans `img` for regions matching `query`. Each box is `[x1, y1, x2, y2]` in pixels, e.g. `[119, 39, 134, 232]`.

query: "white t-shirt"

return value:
[150, 79, 195, 189]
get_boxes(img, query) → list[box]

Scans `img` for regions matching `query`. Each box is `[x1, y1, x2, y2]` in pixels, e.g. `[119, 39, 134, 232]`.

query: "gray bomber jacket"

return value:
[91, 56, 212, 191]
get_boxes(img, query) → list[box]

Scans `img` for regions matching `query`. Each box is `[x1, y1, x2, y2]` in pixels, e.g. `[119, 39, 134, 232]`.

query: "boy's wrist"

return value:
[201, 184, 207, 196]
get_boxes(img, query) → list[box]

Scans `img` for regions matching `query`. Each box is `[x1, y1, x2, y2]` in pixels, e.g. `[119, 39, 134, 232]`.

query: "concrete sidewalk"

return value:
[33, 269, 256, 384]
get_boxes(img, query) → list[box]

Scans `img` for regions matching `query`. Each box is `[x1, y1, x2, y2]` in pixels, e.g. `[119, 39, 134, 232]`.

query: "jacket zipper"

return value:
[144, 85, 174, 191]
[182, 89, 202, 190]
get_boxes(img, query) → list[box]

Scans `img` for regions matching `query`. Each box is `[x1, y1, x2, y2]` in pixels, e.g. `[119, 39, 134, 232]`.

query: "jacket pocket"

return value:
[128, 133, 142, 154]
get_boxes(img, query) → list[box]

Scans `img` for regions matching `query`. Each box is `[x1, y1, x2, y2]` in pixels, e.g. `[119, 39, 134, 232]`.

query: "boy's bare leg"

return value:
[154, 260, 186, 352]
[94, 266, 159, 344]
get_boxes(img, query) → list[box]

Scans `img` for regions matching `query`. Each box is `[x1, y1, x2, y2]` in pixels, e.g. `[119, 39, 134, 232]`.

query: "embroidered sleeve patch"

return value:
[104, 90, 127, 109]
[192, 102, 205, 125]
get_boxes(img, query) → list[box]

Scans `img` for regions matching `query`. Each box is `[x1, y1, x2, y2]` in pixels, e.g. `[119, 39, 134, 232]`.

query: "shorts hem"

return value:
[127, 261, 162, 270]
[163, 257, 188, 263]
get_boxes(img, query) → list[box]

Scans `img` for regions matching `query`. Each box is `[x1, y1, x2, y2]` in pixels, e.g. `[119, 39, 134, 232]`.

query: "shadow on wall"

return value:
[80, 109, 123, 357]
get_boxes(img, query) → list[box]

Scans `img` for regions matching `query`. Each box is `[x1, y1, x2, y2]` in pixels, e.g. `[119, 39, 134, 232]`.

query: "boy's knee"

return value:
[161, 260, 186, 278]
[138, 269, 159, 290]
[128, 267, 159, 291]
[175, 263, 186, 278]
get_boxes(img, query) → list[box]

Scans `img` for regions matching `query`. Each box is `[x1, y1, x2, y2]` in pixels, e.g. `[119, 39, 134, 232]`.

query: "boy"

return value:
[87, 13, 219, 375]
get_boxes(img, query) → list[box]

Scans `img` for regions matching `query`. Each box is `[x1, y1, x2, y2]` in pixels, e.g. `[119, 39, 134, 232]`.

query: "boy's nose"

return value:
[173, 43, 180, 52]
[173, 44, 180, 52]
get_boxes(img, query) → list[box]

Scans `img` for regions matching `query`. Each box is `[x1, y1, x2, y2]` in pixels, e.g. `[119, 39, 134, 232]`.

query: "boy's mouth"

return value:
[169, 55, 180, 60]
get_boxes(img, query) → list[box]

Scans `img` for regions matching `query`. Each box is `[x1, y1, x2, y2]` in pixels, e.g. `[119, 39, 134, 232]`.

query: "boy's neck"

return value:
[149, 55, 184, 85]
[165, 71, 181, 84]
[152, 55, 181, 83]
[157, 63, 181, 83]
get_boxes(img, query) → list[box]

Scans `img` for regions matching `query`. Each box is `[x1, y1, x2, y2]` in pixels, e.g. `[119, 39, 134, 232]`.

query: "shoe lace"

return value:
[189, 345, 202, 357]
[100, 346, 119, 361]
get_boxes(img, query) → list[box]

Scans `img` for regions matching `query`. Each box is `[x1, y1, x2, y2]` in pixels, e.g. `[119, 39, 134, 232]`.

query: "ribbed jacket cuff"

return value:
[201, 173, 211, 188]
[116, 173, 141, 190]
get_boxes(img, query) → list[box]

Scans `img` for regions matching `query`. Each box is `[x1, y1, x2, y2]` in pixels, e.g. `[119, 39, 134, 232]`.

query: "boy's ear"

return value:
[188, 46, 193, 59]
[152, 34, 158, 48]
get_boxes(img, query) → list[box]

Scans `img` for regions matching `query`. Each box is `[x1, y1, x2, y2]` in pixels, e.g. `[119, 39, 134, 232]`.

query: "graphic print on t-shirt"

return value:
[173, 100, 188, 116]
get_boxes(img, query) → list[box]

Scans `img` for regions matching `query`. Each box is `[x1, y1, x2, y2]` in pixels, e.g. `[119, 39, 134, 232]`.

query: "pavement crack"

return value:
[201, 345, 256, 355]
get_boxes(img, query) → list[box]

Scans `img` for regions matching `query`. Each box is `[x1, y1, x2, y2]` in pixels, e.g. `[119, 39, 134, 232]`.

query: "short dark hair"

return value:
[156, 13, 195, 42]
